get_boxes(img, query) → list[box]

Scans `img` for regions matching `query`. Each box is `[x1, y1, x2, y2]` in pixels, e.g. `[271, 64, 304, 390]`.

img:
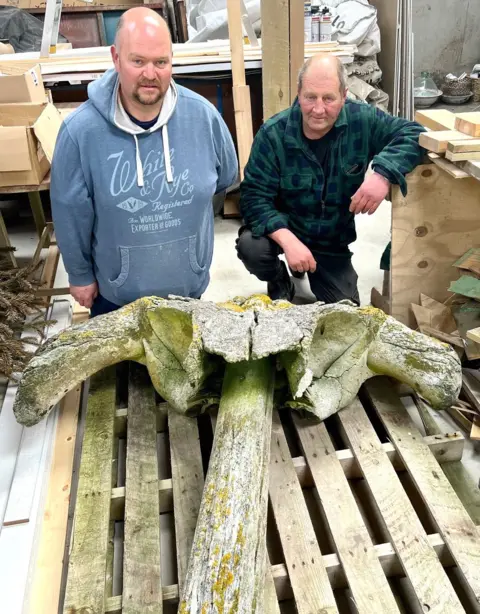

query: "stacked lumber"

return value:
[0, 40, 357, 78]
[416, 109, 480, 182]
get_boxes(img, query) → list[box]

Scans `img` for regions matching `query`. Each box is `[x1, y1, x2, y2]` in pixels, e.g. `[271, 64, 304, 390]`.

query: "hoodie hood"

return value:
[88, 68, 177, 186]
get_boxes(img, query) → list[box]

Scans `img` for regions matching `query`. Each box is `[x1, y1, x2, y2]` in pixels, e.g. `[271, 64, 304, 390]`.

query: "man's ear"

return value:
[111, 45, 119, 71]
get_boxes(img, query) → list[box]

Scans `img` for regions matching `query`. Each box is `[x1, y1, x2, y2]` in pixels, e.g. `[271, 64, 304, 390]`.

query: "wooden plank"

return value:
[455, 112, 480, 137]
[338, 397, 465, 614]
[227, 0, 253, 180]
[104, 529, 461, 613]
[293, 413, 399, 613]
[364, 378, 480, 605]
[110, 430, 464, 520]
[471, 415, 480, 440]
[448, 138, 480, 153]
[29, 385, 82, 614]
[261, 0, 290, 120]
[226, 0, 246, 87]
[264, 559, 282, 614]
[0, 211, 17, 267]
[466, 327, 480, 345]
[415, 109, 456, 131]
[419, 130, 473, 153]
[168, 409, 204, 591]
[123, 363, 162, 614]
[2, 419, 47, 526]
[427, 152, 470, 179]
[63, 368, 116, 614]
[289, 0, 304, 102]
[232, 84, 254, 179]
[40, 243, 60, 305]
[463, 160, 480, 181]
[269, 410, 338, 614]
[111, 478, 172, 520]
[446, 150, 480, 162]
[442, 463, 480, 524]
[391, 163, 480, 327]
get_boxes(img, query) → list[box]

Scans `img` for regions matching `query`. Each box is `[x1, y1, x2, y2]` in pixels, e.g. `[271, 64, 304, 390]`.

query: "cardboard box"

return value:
[0, 65, 46, 104]
[0, 103, 63, 188]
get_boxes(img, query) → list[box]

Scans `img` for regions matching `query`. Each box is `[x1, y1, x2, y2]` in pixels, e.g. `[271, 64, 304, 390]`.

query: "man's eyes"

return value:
[132, 59, 168, 66]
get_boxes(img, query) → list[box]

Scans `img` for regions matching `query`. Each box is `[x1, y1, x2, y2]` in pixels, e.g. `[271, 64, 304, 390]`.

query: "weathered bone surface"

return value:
[13, 295, 461, 427]
[179, 358, 274, 614]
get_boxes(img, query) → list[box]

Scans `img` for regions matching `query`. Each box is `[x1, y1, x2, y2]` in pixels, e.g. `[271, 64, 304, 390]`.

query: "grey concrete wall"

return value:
[413, 0, 480, 81]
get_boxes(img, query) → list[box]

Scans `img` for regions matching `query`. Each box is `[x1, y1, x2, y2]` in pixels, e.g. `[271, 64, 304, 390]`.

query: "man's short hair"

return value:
[297, 56, 348, 94]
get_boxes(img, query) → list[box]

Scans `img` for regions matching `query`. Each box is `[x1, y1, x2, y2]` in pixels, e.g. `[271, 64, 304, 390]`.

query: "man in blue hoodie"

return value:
[51, 7, 238, 316]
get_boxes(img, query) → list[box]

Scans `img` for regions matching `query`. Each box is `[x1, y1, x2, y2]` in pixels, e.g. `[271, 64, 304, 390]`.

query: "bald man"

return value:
[51, 8, 238, 316]
[237, 55, 425, 304]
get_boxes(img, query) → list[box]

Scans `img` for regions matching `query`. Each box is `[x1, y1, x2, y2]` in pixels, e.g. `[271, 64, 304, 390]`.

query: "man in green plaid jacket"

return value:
[236, 54, 425, 303]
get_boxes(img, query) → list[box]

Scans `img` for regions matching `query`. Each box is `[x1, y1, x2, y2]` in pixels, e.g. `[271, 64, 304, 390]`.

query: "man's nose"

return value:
[143, 63, 156, 80]
[313, 102, 326, 115]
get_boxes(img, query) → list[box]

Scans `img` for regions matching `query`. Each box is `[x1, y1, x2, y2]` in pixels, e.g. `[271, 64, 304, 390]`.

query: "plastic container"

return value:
[304, 1, 312, 43]
[320, 9, 332, 43]
[311, 7, 320, 43]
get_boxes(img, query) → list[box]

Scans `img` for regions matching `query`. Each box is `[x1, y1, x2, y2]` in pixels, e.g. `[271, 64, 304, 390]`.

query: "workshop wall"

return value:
[413, 0, 480, 80]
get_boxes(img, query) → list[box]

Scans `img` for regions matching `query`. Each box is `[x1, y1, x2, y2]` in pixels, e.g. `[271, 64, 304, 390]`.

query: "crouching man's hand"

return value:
[350, 172, 390, 215]
[70, 282, 98, 309]
[269, 229, 316, 274]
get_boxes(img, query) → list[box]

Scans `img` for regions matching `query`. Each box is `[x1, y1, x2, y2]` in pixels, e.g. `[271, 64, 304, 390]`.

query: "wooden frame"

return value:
[59, 371, 480, 613]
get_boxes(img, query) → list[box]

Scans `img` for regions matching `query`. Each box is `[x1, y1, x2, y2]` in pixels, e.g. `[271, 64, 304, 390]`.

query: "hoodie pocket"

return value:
[109, 235, 206, 301]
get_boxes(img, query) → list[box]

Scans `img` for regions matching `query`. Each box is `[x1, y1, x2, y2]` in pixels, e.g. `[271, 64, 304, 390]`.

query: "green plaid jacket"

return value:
[240, 99, 426, 252]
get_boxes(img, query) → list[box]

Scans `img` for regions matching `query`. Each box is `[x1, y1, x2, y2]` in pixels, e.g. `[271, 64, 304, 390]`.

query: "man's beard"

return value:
[133, 84, 164, 106]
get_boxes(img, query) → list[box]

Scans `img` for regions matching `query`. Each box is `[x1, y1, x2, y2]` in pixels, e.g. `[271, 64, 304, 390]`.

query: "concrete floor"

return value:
[204, 200, 391, 304]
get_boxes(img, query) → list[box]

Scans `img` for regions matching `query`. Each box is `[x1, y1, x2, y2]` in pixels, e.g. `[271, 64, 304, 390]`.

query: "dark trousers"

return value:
[236, 228, 360, 305]
[90, 295, 121, 318]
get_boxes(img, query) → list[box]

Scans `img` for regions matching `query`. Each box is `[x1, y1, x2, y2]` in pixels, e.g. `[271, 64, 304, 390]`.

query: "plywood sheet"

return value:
[391, 163, 480, 327]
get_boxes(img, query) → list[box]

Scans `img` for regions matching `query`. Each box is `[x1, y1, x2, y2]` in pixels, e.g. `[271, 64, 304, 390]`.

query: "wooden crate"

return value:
[61, 366, 480, 613]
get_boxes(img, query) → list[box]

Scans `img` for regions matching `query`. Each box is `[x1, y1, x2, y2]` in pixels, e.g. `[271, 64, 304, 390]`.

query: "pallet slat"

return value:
[365, 378, 480, 606]
[63, 368, 117, 613]
[293, 414, 400, 613]
[109, 431, 464, 520]
[123, 364, 162, 613]
[168, 408, 204, 590]
[338, 396, 465, 614]
[269, 410, 338, 614]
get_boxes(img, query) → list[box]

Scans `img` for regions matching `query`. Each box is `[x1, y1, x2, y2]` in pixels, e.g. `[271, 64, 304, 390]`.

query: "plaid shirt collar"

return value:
[285, 99, 348, 151]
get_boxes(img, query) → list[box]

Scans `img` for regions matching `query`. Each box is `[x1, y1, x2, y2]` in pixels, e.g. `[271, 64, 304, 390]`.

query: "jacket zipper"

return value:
[302, 133, 339, 220]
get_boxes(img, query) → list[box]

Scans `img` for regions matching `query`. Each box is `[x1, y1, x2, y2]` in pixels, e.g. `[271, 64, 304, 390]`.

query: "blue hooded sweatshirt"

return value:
[50, 69, 238, 306]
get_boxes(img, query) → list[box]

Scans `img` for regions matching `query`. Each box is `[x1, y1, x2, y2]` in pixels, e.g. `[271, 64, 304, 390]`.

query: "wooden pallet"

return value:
[61, 367, 480, 614]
